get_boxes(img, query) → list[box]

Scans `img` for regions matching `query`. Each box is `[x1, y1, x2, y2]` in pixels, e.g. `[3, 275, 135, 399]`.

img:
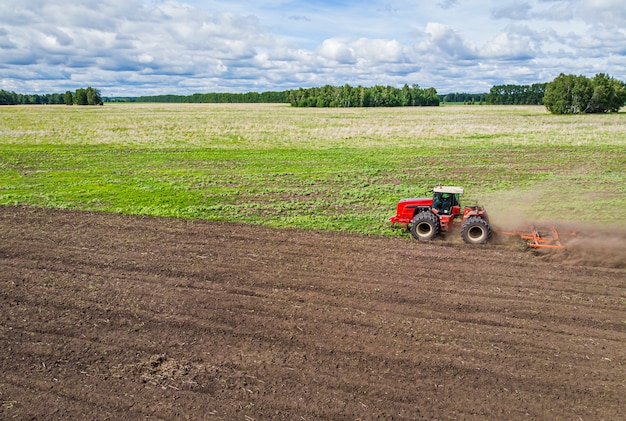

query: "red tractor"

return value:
[389, 185, 491, 244]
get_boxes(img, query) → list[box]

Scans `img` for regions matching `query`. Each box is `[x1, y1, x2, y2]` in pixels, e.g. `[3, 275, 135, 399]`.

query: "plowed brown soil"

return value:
[1, 206, 624, 420]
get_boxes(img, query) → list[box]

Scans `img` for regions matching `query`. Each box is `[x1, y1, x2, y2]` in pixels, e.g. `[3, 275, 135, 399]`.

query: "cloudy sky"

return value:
[1, 0, 625, 96]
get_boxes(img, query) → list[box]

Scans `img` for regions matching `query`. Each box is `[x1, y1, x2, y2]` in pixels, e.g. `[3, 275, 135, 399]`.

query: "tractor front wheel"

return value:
[461, 217, 491, 244]
[410, 212, 440, 241]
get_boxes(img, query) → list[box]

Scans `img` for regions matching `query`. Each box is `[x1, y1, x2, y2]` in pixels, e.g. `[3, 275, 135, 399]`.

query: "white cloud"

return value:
[480, 26, 540, 60]
[367, 39, 407, 63]
[317, 38, 406, 66]
[533, 2, 574, 21]
[577, 0, 626, 26]
[317, 38, 356, 64]
[421, 22, 478, 60]
[492, 2, 533, 20]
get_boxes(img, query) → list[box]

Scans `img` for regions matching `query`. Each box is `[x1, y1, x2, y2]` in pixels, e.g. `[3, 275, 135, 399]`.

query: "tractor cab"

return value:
[431, 185, 463, 216]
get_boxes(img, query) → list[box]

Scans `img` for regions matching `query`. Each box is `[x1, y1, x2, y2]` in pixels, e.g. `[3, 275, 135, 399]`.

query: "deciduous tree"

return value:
[544, 73, 625, 114]
[64, 91, 73, 105]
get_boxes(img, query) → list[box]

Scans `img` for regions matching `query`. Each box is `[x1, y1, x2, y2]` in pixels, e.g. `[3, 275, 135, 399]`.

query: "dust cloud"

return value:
[478, 189, 626, 269]
[560, 225, 626, 269]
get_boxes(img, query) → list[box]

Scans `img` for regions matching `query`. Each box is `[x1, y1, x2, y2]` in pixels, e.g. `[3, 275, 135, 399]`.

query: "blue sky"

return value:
[1, 0, 625, 96]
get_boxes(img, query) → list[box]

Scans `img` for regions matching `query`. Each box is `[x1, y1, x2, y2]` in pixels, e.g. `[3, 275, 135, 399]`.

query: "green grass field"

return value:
[1, 103, 624, 234]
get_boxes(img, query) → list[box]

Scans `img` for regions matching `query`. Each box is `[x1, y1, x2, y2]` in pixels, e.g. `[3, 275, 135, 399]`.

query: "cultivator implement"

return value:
[499, 225, 576, 250]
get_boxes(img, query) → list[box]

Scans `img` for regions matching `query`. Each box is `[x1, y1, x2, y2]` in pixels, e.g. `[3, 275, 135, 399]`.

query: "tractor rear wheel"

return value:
[461, 216, 491, 244]
[410, 212, 440, 241]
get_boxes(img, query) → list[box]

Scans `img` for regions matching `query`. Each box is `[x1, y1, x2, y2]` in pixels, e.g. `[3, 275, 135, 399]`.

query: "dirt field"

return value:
[1, 206, 624, 420]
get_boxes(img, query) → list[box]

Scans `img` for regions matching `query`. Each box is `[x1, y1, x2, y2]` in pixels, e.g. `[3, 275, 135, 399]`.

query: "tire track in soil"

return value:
[1, 206, 625, 420]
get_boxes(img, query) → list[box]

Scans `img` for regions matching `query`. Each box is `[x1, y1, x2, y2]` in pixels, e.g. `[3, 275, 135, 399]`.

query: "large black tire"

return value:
[461, 216, 491, 244]
[410, 212, 440, 241]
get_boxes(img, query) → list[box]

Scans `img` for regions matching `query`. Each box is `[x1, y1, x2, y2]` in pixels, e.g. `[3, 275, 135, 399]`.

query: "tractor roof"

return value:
[433, 185, 464, 194]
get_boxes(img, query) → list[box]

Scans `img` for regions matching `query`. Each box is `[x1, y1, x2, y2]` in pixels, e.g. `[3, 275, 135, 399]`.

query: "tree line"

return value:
[0, 90, 65, 105]
[132, 84, 440, 107]
[486, 83, 547, 105]
[132, 91, 288, 104]
[440, 92, 488, 104]
[0, 87, 102, 106]
[2, 76, 624, 113]
[287, 84, 440, 107]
